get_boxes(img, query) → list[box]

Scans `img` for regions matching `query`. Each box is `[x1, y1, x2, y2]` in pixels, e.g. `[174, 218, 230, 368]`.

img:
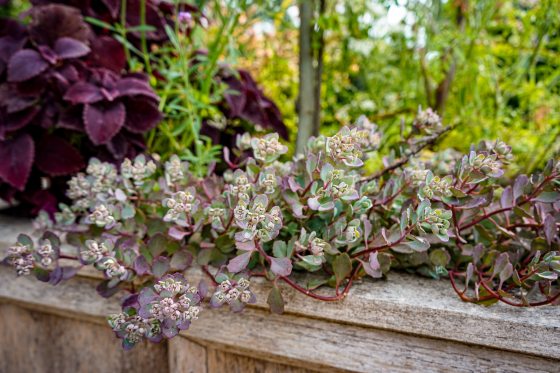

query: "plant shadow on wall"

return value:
[3, 109, 559, 350]
[0, 0, 287, 214]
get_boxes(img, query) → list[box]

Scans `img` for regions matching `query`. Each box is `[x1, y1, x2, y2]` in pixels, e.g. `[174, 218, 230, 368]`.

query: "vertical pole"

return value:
[296, 0, 316, 154]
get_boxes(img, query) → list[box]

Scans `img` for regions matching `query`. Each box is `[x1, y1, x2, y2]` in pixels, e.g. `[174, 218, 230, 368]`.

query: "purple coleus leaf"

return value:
[123, 97, 162, 133]
[0, 134, 34, 190]
[116, 77, 160, 101]
[270, 256, 292, 277]
[84, 101, 126, 144]
[64, 82, 104, 104]
[28, 4, 91, 47]
[54, 37, 90, 60]
[89, 36, 126, 73]
[7, 49, 49, 82]
[35, 134, 85, 176]
[227, 251, 253, 273]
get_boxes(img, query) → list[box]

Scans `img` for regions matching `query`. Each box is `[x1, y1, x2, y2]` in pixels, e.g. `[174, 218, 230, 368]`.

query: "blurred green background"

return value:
[5, 0, 559, 174]
[232, 0, 560, 174]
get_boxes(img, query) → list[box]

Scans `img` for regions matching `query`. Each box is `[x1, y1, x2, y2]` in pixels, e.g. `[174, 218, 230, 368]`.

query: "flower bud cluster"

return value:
[413, 107, 443, 134]
[138, 275, 202, 335]
[251, 133, 288, 163]
[488, 140, 513, 163]
[108, 313, 161, 349]
[235, 132, 252, 151]
[205, 206, 225, 225]
[165, 155, 185, 185]
[258, 170, 277, 194]
[422, 175, 453, 199]
[425, 208, 452, 236]
[121, 156, 157, 187]
[163, 188, 199, 223]
[89, 204, 115, 227]
[354, 115, 381, 149]
[326, 126, 366, 167]
[467, 153, 503, 178]
[227, 170, 253, 201]
[81, 240, 111, 264]
[54, 204, 76, 225]
[150, 296, 201, 322]
[234, 195, 282, 242]
[6, 243, 34, 276]
[36, 242, 55, 267]
[67, 160, 117, 210]
[87, 160, 118, 193]
[211, 277, 254, 309]
[96, 257, 127, 279]
[406, 167, 430, 187]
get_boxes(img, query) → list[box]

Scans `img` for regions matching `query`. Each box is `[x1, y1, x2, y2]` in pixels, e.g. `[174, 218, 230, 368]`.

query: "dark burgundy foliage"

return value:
[202, 68, 289, 155]
[0, 4, 161, 215]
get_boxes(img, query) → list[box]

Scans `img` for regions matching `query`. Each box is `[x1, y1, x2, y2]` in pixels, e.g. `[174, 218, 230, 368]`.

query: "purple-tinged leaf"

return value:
[267, 285, 284, 314]
[270, 257, 292, 277]
[500, 186, 513, 208]
[170, 250, 193, 271]
[498, 262, 513, 289]
[35, 134, 84, 176]
[54, 37, 90, 59]
[89, 36, 126, 72]
[367, 252, 383, 278]
[287, 176, 302, 192]
[121, 293, 139, 308]
[543, 214, 556, 246]
[152, 256, 170, 278]
[116, 78, 159, 101]
[198, 280, 208, 299]
[513, 175, 528, 201]
[456, 196, 488, 210]
[534, 192, 560, 203]
[227, 251, 253, 273]
[64, 82, 103, 104]
[123, 97, 162, 133]
[308, 197, 320, 210]
[84, 101, 125, 145]
[492, 252, 509, 279]
[138, 287, 157, 306]
[33, 267, 51, 283]
[333, 253, 352, 287]
[96, 279, 121, 298]
[235, 240, 255, 251]
[134, 255, 150, 276]
[0, 134, 34, 190]
[162, 322, 178, 339]
[0, 107, 40, 140]
[168, 226, 189, 241]
[28, 4, 90, 46]
[177, 319, 191, 331]
[7, 49, 48, 82]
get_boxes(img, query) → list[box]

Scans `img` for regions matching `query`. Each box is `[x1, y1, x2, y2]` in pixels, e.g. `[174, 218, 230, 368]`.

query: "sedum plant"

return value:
[2, 109, 560, 350]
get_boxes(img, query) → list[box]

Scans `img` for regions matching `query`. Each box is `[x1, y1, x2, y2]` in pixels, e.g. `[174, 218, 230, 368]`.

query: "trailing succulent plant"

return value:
[2, 109, 560, 350]
[0, 4, 162, 214]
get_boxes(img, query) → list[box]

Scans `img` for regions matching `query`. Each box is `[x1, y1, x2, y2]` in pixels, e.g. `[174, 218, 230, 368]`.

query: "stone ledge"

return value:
[0, 216, 558, 371]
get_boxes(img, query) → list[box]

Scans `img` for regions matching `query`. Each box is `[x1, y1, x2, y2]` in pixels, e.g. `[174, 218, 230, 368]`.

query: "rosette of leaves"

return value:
[0, 4, 161, 214]
[3, 110, 560, 350]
